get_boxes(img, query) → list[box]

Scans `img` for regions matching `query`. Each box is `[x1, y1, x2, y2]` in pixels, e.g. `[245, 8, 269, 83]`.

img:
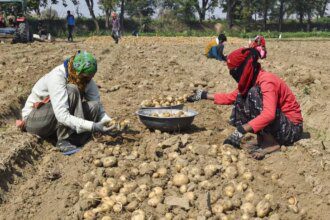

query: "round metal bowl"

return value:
[136, 109, 198, 132]
[140, 104, 184, 110]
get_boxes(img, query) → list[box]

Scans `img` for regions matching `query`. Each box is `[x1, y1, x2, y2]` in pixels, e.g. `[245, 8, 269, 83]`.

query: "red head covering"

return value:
[227, 48, 261, 96]
[249, 35, 266, 48]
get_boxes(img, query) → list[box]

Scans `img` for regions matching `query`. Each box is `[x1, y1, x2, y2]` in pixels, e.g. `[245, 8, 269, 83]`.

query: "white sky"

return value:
[47, 0, 226, 18]
[47, 0, 328, 19]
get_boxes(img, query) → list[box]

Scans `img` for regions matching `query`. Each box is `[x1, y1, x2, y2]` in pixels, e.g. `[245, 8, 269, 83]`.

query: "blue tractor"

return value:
[0, 0, 32, 43]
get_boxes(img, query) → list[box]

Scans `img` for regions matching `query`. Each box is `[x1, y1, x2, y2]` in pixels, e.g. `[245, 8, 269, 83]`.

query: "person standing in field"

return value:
[67, 10, 75, 42]
[111, 12, 121, 44]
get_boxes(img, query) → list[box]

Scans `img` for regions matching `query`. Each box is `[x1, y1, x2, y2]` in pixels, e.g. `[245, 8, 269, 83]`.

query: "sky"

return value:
[47, 0, 226, 19]
[48, 0, 328, 19]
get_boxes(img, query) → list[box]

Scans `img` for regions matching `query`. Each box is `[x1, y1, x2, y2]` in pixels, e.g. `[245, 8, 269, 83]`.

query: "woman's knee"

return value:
[67, 84, 80, 96]
[88, 101, 101, 112]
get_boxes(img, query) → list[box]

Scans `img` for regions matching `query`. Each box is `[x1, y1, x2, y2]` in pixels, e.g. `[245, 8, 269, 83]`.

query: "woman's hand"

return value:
[187, 89, 216, 102]
[187, 89, 208, 102]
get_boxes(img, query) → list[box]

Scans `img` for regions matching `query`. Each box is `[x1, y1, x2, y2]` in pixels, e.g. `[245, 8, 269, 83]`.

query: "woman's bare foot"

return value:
[243, 134, 263, 151]
[249, 133, 281, 160]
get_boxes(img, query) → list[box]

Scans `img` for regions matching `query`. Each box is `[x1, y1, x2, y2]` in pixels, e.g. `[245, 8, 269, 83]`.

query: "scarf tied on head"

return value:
[227, 47, 261, 97]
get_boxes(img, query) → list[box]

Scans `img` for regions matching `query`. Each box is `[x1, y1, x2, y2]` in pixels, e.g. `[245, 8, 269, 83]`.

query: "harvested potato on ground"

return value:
[172, 173, 189, 186]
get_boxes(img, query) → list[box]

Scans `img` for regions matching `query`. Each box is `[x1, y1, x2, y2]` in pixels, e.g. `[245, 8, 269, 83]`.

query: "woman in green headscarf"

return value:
[18, 51, 115, 155]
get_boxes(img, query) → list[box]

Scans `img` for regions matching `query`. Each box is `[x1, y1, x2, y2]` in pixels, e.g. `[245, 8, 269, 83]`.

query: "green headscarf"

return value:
[73, 51, 97, 75]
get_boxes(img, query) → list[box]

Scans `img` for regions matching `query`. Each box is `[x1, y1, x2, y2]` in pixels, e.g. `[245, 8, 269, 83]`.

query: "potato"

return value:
[236, 161, 246, 174]
[264, 194, 273, 202]
[242, 171, 254, 181]
[114, 194, 128, 205]
[256, 200, 271, 217]
[156, 167, 167, 177]
[112, 203, 122, 213]
[212, 203, 224, 214]
[101, 156, 117, 168]
[245, 190, 255, 202]
[148, 196, 161, 207]
[221, 155, 232, 166]
[165, 213, 173, 220]
[204, 164, 218, 178]
[96, 203, 111, 213]
[172, 173, 189, 186]
[241, 202, 256, 216]
[101, 217, 112, 220]
[268, 213, 281, 220]
[232, 198, 242, 208]
[288, 196, 297, 206]
[131, 210, 146, 220]
[223, 184, 235, 198]
[98, 186, 110, 198]
[221, 199, 233, 212]
[183, 192, 195, 201]
[126, 200, 138, 212]
[152, 186, 163, 196]
[224, 165, 238, 179]
[83, 210, 96, 220]
[102, 197, 115, 208]
[236, 182, 248, 192]
[179, 185, 187, 194]
[199, 180, 212, 190]
[93, 159, 102, 167]
[241, 214, 250, 220]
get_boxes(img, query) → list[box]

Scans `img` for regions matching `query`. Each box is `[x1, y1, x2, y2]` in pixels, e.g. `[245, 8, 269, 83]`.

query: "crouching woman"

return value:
[17, 51, 115, 155]
[188, 48, 303, 159]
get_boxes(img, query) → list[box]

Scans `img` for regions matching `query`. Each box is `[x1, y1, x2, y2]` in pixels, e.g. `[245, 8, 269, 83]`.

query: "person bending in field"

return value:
[249, 35, 267, 59]
[188, 47, 303, 159]
[205, 33, 227, 61]
[17, 51, 116, 155]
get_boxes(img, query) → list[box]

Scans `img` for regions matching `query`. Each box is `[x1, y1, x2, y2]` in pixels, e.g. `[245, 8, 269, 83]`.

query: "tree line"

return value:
[28, 0, 329, 33]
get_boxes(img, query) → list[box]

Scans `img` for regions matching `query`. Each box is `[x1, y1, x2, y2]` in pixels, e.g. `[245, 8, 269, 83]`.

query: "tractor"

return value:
[0, 0, 32, 43]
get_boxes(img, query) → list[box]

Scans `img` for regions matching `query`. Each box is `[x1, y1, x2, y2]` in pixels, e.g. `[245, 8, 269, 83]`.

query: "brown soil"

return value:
[0, 37, 329, 220]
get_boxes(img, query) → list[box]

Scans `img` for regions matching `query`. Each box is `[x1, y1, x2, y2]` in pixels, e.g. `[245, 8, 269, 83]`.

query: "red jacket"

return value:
[214, 70, 303, 132]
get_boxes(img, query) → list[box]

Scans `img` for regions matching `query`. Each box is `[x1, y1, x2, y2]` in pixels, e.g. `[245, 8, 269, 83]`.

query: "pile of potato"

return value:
[140, 95, 188, 108]
[78, 137, 288, 220]
[150, 111, 187, 118]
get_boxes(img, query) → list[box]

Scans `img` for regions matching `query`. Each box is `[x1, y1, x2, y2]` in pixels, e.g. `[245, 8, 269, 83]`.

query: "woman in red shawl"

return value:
[188, 47, 303, 159]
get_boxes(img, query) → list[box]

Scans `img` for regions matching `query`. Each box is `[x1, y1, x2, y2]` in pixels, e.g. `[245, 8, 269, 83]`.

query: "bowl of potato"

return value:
[136, 109, 198, 132]
[140, 95, 188, 110]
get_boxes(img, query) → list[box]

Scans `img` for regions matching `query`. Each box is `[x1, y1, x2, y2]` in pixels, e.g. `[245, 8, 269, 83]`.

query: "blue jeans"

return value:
[208, 46, 226, 61]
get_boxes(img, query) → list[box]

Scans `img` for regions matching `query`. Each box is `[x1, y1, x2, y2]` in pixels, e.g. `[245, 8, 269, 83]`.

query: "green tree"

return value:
[99, 0, 118, 29]
[220, 0, 240, 28]
[27, 0, 57, 16]
[126, 0, 156, 32]
[194, 0, 218, 22]
[84, 0, 99, 32]
[159, 0, 197, 22]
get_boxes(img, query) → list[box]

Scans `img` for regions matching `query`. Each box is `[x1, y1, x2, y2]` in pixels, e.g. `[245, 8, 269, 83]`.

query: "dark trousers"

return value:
[229, 86, 303, 145]
[25, 84, 100, 146]
[111, 30, 120, 44]
[68, 25, 74, 42]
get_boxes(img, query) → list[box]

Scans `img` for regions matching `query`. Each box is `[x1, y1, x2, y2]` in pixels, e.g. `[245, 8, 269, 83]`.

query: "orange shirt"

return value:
[205, 38, 219, 55]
